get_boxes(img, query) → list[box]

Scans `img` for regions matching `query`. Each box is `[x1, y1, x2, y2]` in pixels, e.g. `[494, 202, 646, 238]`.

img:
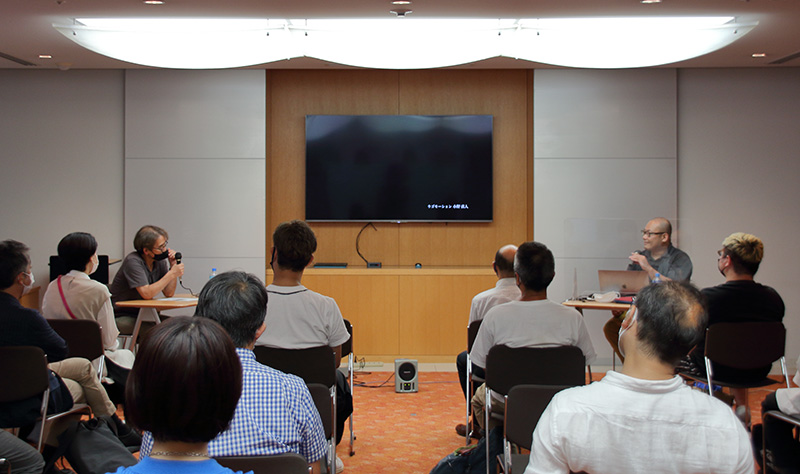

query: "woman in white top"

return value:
[42, 232, 135, 371]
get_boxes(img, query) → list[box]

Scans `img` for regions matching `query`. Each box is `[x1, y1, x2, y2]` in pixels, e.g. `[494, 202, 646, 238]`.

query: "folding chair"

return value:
[681, 322, 790, 407]
[0, 346, 91, 452]
[499, 384, 573, 474]
[341, 318, 355, 455]
[254, 345, 337, 474]
[484, 345, 585, 474]
[215, 452, 310, 474]
[464, 319, 483, 444]
[46, 319, 106, 383]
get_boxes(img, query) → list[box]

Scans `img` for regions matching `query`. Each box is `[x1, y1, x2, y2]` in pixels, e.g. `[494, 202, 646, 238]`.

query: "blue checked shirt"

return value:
[141, 348, 327, 463]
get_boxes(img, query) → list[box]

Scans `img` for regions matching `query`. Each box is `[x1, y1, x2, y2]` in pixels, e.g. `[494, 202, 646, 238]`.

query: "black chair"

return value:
[0, 346, 91, 452]
[341, 318, 355, 456]
[46, 319, 106, 383]
[464, 319, 483, 444]
[484, 345, 585, 474]
[762, 410, 800, 473]
[681, 322, 790, 407]
[253, 345, 337, 474]
[215, 452, 310, 474]
[499, 384, 573, 474]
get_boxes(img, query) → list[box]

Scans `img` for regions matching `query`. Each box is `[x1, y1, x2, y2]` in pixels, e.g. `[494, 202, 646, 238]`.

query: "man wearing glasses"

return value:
[110, 225, 185, 333]
[603, 217, 693, 362]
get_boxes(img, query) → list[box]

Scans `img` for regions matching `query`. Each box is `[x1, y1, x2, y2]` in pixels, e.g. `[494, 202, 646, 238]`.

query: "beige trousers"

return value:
[49, 357, 116, 417]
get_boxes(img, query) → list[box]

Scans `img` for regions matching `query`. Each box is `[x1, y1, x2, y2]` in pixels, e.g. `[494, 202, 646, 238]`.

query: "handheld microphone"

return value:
[175, 252, 183, 284]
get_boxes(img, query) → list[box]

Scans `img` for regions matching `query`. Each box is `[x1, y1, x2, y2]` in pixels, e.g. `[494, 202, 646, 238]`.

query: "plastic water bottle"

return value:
[653, 272, 662, 284]
[209, 268, 217, 279]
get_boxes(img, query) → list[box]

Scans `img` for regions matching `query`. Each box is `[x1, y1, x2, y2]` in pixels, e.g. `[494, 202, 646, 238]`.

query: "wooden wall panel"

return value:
[266, 69, 530, 267]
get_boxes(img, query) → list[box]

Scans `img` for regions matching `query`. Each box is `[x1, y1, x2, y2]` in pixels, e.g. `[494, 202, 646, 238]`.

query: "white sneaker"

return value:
[335, 455, 344, 473]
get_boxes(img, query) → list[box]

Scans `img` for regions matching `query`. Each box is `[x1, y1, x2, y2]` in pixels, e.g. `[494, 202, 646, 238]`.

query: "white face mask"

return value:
[89, 255, 99, 275]
[618, 307, 638, 359]
[22, 271, 35, 295]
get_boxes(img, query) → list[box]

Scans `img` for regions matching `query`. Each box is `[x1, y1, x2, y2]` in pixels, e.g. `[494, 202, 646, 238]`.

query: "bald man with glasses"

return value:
[603, 217, 693, 362]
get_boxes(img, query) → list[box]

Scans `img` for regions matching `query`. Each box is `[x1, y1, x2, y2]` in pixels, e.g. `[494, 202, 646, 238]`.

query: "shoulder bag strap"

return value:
[57, 275, 78, 320]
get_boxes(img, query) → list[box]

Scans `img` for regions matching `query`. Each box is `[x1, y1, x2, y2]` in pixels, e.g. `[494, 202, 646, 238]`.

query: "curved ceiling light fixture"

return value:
[505, 17, 758, 68]
[53, 17, 757, 70]
[53, 19, 299, 69]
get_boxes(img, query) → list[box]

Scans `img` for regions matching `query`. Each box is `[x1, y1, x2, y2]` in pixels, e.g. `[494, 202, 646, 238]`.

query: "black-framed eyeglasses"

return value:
[641, 230, 666, 237]
[153, 240, 168, 252]
[717, 249, 727, 259]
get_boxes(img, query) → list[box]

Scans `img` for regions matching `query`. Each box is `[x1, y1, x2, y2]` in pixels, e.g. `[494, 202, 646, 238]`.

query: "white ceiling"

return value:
[2, 0, 800, 70]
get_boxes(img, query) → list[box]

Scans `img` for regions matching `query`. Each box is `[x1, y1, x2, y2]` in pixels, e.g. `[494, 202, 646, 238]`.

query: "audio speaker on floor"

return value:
[395, 359, 418, 393]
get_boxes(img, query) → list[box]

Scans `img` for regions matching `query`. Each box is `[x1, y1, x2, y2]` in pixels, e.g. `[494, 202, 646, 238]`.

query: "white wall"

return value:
[124, 70, 267, 307]
[0, 70, 125, 292]
[678, 68, 800, 366]
[533, 68, 678, 366]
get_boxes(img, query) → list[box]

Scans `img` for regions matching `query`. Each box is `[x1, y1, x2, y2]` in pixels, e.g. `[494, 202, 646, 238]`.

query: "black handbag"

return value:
[45, 416, 137, 474]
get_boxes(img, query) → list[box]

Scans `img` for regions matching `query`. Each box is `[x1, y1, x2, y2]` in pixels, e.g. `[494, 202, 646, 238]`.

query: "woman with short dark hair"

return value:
[42, 232, 135, 370]
[109, 316, 249, 474]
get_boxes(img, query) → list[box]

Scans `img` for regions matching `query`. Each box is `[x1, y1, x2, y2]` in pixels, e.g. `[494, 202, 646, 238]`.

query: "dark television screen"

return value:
[305, 115, 493, 222]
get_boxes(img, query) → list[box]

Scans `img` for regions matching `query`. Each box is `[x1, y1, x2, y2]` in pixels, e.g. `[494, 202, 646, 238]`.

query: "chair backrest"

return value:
[342, 319, 353, 357]
[0, 346, 49, 403]
[307, 382, 334, 438]
[215, 453, 309, 474]
[46, 319, 105, 361]
[467, 319, 483, 352]
[505, 384, 572, 448]
[705, 322, 786, 369]
[485, 345, 585, 396]
[253, 345, 336, 387]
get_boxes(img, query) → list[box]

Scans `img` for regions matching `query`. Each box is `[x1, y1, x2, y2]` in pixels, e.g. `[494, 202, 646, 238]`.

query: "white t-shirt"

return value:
[525, 371, 754, 474]
[256, 284, 350, 349]
[469, 299, 597, 369]
[468, 277, 521, 324]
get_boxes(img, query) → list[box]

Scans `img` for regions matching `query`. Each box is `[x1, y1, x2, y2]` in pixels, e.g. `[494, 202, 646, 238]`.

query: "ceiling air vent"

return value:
[770, 50, 800, 65]
[0, 51, 37, 66]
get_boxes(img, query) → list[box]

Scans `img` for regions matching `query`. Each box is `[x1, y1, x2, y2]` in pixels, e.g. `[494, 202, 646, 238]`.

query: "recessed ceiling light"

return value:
[751, 52, 766, 58]
[641, 0, 663, 3]
[143, 0, 164, 4]
[392, 1, 412, 4]
[38, 54, 53, 59]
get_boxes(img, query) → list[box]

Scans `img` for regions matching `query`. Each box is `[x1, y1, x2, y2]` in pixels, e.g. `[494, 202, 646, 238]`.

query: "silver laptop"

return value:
[598, 270, 649, 296]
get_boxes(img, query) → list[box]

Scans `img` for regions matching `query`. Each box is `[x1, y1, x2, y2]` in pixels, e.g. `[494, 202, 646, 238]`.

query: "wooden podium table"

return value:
[116, 295, 198, 349]
[562, 300, 633, 314]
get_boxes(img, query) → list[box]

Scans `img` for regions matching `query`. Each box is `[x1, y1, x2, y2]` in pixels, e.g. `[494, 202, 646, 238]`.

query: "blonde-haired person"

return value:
[686, 232, 785, 423]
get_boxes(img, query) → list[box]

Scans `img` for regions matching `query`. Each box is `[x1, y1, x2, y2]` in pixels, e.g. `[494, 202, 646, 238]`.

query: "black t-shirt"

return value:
[691, 280, 785, 382]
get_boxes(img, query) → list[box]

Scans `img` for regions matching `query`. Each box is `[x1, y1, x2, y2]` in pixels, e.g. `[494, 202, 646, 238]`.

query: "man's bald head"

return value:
[494, 245, 518, 278]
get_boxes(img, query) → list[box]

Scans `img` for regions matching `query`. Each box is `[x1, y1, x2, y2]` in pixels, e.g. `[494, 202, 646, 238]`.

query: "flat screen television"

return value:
[305, 114, 493, 222]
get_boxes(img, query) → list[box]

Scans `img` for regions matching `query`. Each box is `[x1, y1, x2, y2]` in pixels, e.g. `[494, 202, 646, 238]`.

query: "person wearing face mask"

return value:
[43, 232, 136, 372]
[524, 281, 753, 474]
[0, 239, 124, 437]
[109, 225, 184, 335]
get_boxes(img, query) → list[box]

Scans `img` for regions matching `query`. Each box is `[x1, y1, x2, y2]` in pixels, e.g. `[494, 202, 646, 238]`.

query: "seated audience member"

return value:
[109, 225, 184, 335]
[0, 429, 45, 474]
[603, 217, 693, 362]
[455, 244, 519, 438]
[752, 354, 800, 473]
[0, 240, 133, 442]
[525, 281, 753, 474]
[139, 271, 327, 473]
[110, 316, 249, 474]
[469, 241, 596, 431]
[256, 220, 352, 473]
[42, 232, 135, 372]
[685, 232, 784, 420]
